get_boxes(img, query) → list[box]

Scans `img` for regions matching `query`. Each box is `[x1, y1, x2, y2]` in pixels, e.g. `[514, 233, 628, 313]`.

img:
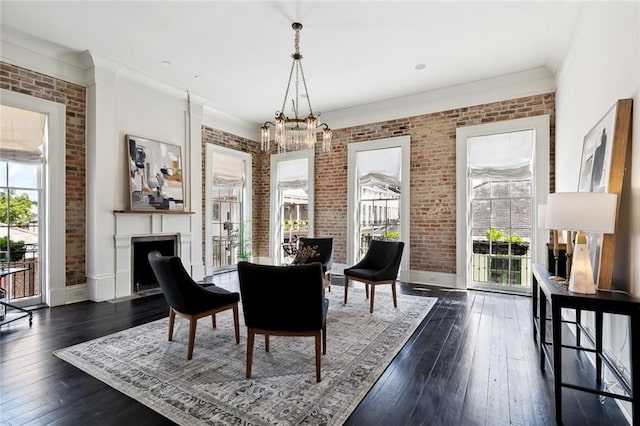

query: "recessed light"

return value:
[162, 60, 171, 66]
[414, 63, 426, 71]
[194, 75, 200, 80]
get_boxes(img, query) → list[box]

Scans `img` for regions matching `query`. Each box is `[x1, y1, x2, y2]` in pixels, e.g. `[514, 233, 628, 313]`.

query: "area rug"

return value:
[54, 289, 436, 425]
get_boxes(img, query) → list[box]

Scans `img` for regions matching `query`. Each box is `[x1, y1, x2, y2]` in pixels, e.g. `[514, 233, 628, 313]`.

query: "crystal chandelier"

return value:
[261, 23, 332, 153]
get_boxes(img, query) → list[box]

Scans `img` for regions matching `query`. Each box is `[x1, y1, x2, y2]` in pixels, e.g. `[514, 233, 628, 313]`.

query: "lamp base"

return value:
[568, 235, 596, 294]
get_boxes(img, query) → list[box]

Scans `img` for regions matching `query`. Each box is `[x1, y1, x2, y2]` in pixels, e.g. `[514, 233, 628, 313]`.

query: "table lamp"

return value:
[545, 192, 617, 294]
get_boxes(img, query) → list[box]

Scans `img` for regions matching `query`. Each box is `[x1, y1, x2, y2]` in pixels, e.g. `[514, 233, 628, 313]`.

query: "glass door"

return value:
[0, 105, 45, 306]
[347, 137, 410, 274]
[269, 149, 314, 264]
[205, 145, 252, 274]
[467, 130, 534, 292]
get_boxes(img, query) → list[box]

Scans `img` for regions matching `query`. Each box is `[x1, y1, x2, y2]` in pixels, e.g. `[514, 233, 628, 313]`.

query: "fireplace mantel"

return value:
[113, 211, 193, 298]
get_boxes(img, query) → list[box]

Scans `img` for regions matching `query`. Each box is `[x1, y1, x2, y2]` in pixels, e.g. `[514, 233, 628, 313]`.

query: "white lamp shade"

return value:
[545, 192, 617, 233]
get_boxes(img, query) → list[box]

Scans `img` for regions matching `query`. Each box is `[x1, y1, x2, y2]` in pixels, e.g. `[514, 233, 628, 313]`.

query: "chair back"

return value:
[298, 237, 333, 273]
[237, 261, 325, 331]
[361, 240, 404, 278]
[148, 250, 202, 314]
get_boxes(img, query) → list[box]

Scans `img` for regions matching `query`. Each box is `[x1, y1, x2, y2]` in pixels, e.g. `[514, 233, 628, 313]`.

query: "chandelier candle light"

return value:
[545, 192, 617, 294]
[261, 23, 332, 153]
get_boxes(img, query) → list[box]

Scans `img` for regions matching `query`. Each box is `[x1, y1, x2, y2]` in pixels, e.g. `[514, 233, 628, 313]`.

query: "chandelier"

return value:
[261, 22, 332, 153]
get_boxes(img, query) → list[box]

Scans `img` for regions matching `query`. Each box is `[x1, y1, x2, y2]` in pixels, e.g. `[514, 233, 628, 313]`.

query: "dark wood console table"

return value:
[532, 264, 639, 424]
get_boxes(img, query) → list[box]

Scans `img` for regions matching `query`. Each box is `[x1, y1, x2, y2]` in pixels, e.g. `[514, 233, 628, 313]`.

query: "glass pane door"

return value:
[0, 161, 42, 304]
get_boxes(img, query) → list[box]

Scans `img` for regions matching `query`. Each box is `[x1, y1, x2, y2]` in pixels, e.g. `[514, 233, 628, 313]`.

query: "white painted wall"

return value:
[85, 52, 206, 301]
[555, 2, 639, 421]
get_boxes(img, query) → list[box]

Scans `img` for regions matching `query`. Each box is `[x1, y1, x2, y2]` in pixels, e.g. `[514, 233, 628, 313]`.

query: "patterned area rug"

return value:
[54, 288, 436, 425]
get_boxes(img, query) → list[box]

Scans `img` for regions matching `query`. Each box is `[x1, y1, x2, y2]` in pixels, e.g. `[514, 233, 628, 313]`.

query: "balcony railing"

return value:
[0, 258, 39, 302]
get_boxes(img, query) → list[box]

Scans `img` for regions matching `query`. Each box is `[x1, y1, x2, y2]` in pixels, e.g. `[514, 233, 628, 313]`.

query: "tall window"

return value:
[205, 145, 252, 273]
[270, 149, 314, 264]
[467, 130, 534, 290]
[457, 117, 550, 293]
[356, 147, 402, 259]
[0, 105, 44, 304]
[347, 136, 410, 276]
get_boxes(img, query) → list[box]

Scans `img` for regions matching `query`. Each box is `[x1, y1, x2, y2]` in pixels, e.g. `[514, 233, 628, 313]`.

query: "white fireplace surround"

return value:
[114, 212, 193, 299]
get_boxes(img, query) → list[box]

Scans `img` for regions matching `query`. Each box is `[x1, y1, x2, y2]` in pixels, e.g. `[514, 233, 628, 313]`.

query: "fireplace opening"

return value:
[132, 235, 178, 293]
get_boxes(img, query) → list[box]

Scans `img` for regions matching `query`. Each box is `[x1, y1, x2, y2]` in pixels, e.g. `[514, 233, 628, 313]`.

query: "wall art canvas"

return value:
[127, 135, 184, 211]
[576, 99, 632, 289]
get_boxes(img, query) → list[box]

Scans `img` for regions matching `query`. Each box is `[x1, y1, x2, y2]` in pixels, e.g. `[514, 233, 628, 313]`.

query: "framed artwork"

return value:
[127, 135, 184, 211]
[576, 99, 632, 289]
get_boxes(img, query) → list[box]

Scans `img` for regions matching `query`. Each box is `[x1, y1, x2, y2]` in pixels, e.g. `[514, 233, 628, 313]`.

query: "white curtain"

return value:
[212, 152, 245, 187]
[277, 158, 308, 190]
[357, 147, 401, 187]
[0, 105, 46, 162]
[468, 130, 534, 179]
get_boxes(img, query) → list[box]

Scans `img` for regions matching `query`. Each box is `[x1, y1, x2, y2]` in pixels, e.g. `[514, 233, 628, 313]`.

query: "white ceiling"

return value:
[1, 1, 586, 127]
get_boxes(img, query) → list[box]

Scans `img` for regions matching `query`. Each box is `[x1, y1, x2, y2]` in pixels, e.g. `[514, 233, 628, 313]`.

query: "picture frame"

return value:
[126, 135, 185, 211]
[576, 99, 632, 289]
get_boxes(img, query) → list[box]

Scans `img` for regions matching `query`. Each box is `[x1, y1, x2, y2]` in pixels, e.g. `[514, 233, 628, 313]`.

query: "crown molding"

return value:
[0, 27, 90, 86]
[322, 67, 556, 129]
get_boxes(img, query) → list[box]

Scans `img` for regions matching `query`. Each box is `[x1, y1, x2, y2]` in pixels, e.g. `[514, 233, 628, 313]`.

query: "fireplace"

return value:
[131, 235, 178, 293]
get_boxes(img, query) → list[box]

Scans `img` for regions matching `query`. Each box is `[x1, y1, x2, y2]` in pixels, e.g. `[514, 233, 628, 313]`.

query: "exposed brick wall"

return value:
[315, 94, 556, 273]
[0, 62, 86, 286]
[200, 126, 267, 261]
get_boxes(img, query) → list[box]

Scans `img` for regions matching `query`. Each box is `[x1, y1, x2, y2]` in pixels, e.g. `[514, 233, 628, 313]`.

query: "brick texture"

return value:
[313, 94, 556, 273]
[1, 62, 86, 286]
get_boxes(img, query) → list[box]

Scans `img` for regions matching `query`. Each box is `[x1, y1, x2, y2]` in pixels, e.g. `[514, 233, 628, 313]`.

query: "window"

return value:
[204, 145, 252, 273]
[456, 117, 550, 292]
[270, 149, 314, 264]
[347, 136, 410, 276]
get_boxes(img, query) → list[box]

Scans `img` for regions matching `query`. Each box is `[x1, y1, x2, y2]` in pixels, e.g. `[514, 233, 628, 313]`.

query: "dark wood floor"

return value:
[1, 273, 629, 425]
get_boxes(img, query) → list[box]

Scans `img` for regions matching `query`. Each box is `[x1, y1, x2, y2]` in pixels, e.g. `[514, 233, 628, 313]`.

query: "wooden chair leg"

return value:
[322, 322, 327, 355]
[187, 317, 197, 360]
[265, 334, 270, 352]
[246, 328, 254, 379]
[168, 308, 175, 341]
[232, 304, 240, 344]
[365, 282, 369, 299]
[211, 313, 217, 328]
[370, 285, 375, 313]
[344, 276, 349, 304]
[391, 281, 398, 308]
[315, 331, 322, 382]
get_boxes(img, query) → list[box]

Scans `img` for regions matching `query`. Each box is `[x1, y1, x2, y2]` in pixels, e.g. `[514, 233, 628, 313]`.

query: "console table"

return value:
[532, 264, 639, 424]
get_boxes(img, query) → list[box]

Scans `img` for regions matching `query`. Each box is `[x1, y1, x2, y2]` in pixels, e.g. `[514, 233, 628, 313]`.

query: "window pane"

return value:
[8, 162, 39, 189]
[510, 180, 531, 197]
[472, 179, 490, 198]
[490, 199, 511, 230]
[0, 162, 7, 187]
[491, 181, 509, 198]
[511, 198, 531, 228]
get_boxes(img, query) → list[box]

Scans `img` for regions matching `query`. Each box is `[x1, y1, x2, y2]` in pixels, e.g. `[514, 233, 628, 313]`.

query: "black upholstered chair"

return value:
[237, 261, 328, 382]
[343, 240, 405, 313]
[295, 237, 334, 290]
[147, 251, 240, 360]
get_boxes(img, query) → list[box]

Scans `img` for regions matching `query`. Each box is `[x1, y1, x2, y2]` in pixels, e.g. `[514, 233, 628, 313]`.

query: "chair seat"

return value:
[343, 267, 391, 282]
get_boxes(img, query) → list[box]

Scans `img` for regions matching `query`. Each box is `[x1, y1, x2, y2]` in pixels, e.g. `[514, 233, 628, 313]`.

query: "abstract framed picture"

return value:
[576, 99, 632, 289]
[126, 135, 185, 211]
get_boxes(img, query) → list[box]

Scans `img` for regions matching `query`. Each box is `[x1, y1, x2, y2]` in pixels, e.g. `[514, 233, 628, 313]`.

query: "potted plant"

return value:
[231, 222, 254, 261]
[472, 227, 529, 256]
[0, 237, 26, 263]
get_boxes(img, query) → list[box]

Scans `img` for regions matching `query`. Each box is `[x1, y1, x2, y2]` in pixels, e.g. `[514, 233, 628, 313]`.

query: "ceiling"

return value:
[0, 1, 586, 127]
